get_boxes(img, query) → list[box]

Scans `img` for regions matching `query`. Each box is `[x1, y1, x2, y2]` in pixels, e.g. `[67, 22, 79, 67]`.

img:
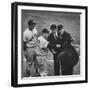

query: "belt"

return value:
[26, 45, 36, 48]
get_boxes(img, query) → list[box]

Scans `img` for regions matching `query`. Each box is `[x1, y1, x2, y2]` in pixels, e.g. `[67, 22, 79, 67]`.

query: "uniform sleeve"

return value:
[23, 30, 33, 42]
[38, 37, 49, 48]
[44, 41, 49, 48]
[23, 31, 27, 42]
[23, 31, 27, 50]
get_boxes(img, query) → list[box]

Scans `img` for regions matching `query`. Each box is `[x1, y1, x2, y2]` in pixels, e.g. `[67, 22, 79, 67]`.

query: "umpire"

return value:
[57, 24, 79, 75]
[48, 24, 79, 75]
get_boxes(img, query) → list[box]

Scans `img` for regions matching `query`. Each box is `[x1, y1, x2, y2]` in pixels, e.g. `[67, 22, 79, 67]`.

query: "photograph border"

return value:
[11, 2, 88, 87]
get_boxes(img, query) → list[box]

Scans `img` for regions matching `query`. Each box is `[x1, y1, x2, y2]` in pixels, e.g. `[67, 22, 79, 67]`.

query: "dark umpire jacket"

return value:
[47, 31, 79, 66]
[47, 31, 72, 53]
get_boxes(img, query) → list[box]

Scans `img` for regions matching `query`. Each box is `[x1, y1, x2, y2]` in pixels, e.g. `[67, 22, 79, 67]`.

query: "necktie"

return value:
[58, 32, 62, 39]
[54, 32, 57, 39]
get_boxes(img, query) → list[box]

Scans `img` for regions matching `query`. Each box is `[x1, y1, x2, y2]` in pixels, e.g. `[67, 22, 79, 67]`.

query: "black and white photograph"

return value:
[11, 2, 88, 87]
[22, 10, 80, 78]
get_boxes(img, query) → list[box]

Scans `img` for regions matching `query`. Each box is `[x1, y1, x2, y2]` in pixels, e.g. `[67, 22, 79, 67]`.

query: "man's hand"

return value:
[56, 44, 61, 48]
[52, 49, 56, 54]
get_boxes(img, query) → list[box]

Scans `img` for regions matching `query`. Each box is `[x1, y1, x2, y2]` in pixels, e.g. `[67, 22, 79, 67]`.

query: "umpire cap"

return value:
[57, 24, 64, 31]
[50, 24, 56, 30]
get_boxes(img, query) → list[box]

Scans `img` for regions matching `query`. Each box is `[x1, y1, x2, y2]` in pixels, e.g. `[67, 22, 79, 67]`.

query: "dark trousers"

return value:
[53, 53, 73, 76]
[61, 65, 73, 75]
[53, 54, 60, 75]
[60, 53, 74, 75]
[61, 56, 73, 75]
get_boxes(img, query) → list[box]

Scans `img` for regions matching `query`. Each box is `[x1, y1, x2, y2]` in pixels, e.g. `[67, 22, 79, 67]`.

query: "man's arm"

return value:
[47, 34, 58, 54]
[23, 41, 27, 51]
[47, 35, 55, 48]
[62, 32, 73, 47]
[23, 32, 28, 51]
[66, 32, 73, 42]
